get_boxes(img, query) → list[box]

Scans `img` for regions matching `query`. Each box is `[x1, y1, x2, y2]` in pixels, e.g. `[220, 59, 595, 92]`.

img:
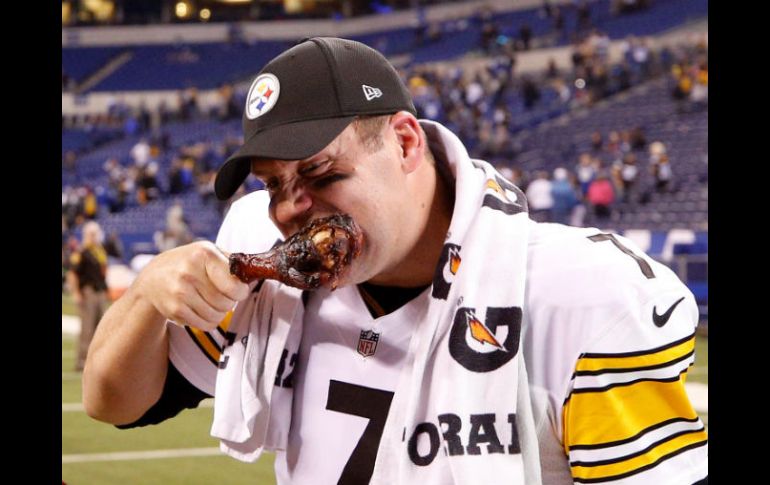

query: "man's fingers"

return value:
[193, 274, 238, 313]
[174, 305, 219, 332]
[205, 245, 250, 301]
[187, 289, 229, 328]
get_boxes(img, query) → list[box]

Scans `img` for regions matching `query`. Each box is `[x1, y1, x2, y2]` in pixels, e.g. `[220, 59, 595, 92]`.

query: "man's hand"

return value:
[133, 241, 251, 331]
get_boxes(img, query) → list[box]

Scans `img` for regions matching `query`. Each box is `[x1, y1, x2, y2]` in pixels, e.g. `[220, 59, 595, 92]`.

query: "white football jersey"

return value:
[273, 285, 432, 484]
[167, 192, 707, 485]
[522, 221, 707, 485]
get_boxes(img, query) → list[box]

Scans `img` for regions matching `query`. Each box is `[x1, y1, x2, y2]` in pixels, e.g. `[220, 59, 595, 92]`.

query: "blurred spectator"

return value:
[66, 221, 108, 372]
[545, 58, 560, 80]
[137, 162, 161, 204]
[526, 171, 554, 222]
[154, 202, 194, 252]
[606, 130, 624, 159]
[82, 186, 99, 220]
[648, 140, 667, 164]
[618, 153, 639, 204]
[168, 158, 186, 195]
[103, 231, 125, 261]
[575, 153, 597, 197]
[63, 151, 78, 173]
[518, 23, 533, 51]
[590, 131, 603, 152]
[179, 87, 200, 120]
[130, 137, 151, 168]
[629, 125, 647, 150]
[479, 6, 499, 53]
[690, 60, 708, 109]
[586, 171, 615, 222]
[550, 167, 580, 225]
[651, 153, 673, 193]
[521, 76, 541, 109]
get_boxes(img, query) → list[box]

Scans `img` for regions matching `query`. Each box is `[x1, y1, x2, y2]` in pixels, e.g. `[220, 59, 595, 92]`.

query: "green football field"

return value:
[62, 334, 277, 484]
[62, 296, 707, 483]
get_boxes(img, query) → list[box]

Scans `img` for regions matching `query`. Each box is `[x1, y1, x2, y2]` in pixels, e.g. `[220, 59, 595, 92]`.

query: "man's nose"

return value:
[272, 185, 313, 228]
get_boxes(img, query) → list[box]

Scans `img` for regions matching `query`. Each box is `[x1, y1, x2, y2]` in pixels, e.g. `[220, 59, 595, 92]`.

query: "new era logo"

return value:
[362, 84, 383, 101]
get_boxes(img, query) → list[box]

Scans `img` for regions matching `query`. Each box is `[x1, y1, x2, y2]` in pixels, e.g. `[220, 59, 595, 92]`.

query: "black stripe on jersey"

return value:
[569, 416, 702, 450]
[573, 350, 695, 377]
[571, 440, 708, 483]
[215, 325, 227, 338]
[581, 332, 695, 359]
[569, 368, 688, 396]
[201, 328, 223, 353]
[251, 279, 266, 294]
[569, 426, 706, 467]
[184, 326, 220, 366]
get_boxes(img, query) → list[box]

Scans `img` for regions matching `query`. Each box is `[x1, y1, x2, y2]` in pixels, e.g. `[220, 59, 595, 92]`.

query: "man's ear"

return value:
[390, 111, 424, 174]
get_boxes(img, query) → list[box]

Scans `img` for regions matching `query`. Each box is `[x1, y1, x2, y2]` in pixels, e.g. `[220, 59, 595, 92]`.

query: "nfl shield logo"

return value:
[357, 330, 380, 357]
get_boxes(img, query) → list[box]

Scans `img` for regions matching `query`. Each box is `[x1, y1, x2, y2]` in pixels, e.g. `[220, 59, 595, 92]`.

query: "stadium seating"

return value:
[63, 0, 708, 93]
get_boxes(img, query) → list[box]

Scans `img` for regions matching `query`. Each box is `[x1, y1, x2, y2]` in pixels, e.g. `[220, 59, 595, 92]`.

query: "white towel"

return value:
[369, 121, 537, 484]
[210, 282, 303, 462]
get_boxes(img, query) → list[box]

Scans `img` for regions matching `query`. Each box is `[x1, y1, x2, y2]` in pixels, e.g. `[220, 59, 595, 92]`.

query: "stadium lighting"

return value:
[200, 8, 212, 21]
[175, 1, 191, 19]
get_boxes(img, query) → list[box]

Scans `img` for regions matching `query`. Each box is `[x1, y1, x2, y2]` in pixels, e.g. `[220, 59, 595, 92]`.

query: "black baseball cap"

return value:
[214, 37, 417, 200]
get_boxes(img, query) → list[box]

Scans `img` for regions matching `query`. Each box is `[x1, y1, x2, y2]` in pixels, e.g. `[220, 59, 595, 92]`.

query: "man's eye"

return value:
[299, 163, 320, 175]
[312, 173, 347, 189]
[264, 178, 280, 191]
[299, 160, 331, 176]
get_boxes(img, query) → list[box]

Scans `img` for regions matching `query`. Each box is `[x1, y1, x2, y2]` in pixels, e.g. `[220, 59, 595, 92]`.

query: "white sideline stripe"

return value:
[685, 382, 708, 413]
[62, 398, 215, 413]
[62, 315, 80, 335]
[62, 403, 85, 412]
[62, 447, 221, 463]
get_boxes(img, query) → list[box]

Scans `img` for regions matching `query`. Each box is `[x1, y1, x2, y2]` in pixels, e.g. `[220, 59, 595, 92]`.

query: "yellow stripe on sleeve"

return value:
[218, 310, 233, 332]
[188, 327, 221, 363]
[575, 336, 694, 373]
[188, 311, 234, 364]
[563, 376, 700, 452]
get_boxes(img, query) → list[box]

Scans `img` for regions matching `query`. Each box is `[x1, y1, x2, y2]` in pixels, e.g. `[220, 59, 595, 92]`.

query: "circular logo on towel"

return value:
[246, 73, 280, 120]
[448, 306, 521, 372]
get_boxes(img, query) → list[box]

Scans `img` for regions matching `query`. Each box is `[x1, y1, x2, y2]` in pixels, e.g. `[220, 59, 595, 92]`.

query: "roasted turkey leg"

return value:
[229, 214, 364, 290]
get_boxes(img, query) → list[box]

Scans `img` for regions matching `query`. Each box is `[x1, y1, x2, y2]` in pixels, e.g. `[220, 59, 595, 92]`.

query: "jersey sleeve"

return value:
[562, 294, 707, 484]
[167, 191, 283, 395]
[523, 225, 707, 485]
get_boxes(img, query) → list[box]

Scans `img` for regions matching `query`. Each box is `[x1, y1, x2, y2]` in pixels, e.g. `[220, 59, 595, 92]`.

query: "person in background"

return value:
[67, 221, 109, 372]
[550, 167, 580, 225]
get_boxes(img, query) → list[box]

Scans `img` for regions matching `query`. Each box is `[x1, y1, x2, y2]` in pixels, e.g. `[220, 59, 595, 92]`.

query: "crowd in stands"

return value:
[509, 129, 680, 228]
[62, 23, 706, 276]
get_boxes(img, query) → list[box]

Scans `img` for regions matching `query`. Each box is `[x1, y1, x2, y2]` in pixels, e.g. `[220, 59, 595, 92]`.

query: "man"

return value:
[83, 38, 707, 484]
[67, 220, 109, 371]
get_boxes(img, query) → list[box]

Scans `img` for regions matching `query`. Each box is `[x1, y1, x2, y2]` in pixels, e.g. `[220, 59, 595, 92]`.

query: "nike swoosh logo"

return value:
[652, 297, 686, 327]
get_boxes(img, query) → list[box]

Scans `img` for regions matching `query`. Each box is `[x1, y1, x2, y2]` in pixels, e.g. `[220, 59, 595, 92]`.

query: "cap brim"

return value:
[215, 116, 357, 200]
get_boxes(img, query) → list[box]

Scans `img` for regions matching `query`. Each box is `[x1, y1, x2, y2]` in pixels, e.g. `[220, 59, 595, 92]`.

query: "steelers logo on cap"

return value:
[246, 73, 280, 120]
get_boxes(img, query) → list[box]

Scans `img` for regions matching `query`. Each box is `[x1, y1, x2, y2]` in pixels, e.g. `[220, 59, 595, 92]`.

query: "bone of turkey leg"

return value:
[229, 214, 364, 290]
